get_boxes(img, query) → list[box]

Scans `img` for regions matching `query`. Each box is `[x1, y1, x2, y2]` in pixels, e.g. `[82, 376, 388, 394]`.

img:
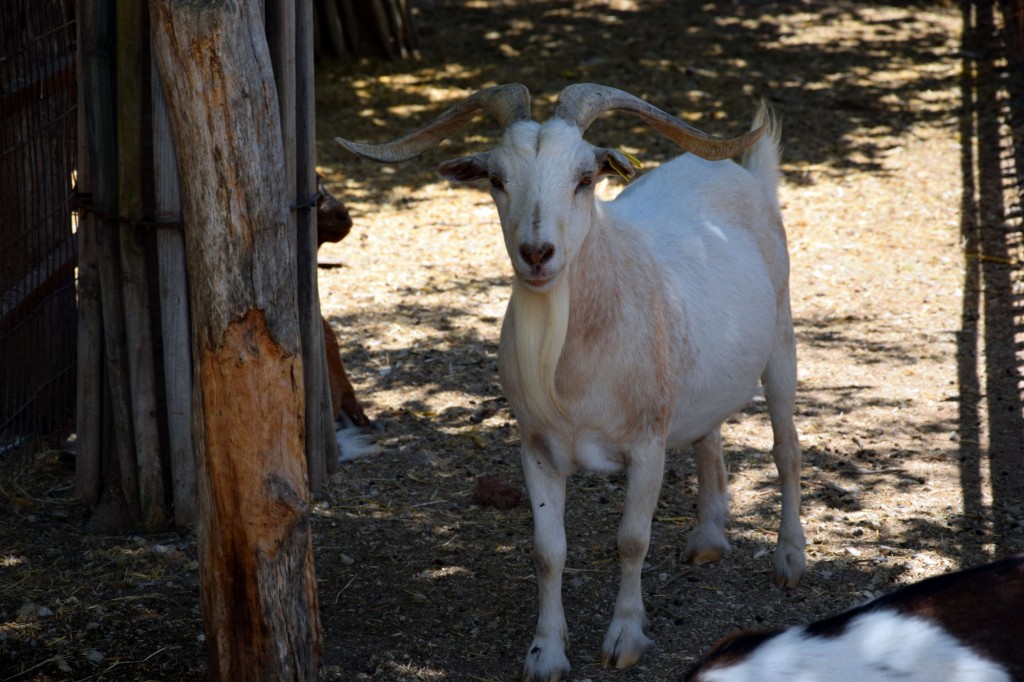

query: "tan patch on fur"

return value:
[559, 224, 675, 443]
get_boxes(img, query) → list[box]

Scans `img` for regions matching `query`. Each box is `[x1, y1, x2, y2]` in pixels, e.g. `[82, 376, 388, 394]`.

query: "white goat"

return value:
[336, 83, 806, 681]
[685, 554, 1024, 682]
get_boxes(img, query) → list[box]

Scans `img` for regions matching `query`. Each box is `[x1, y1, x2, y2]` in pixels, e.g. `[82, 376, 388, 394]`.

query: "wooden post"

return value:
[150, 0, 322, 678]
[266, 0, 324, 494]
[268, 0, 336, 490]
[75, 0, 103, 507]
[116, 0, 167, 531]
[313, 0, 419, 60]
[320, 0, 348, 58]
[298, 0, 338, 486]
[81, 0, 143, 528]
[152, 62, 195, 527]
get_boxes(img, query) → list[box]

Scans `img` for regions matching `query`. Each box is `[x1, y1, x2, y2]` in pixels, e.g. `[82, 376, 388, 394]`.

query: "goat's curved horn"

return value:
[335, 83, 531, 163]
[555, 83, 763, 161]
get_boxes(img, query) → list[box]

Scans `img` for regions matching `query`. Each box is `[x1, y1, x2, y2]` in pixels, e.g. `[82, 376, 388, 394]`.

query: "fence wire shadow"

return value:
[957, 0, 1024, 562]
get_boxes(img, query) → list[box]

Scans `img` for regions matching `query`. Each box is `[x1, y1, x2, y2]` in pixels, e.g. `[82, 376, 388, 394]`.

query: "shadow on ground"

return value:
[317, 0, 962, 200]
[956, 0, 1024, 562]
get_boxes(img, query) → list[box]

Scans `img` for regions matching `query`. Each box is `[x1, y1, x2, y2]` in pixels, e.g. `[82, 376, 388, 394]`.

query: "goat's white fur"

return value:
[510, 276, 570, 426]
[433, 102, 805, 680]
[339, 90, 803, 680]
[695, 610, 1012, 682]
[335, 413, 378, 463]
[685, 554, 1024, 682]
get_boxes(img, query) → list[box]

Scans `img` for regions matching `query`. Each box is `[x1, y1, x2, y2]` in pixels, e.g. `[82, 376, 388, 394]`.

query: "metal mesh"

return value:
[0, 0, 78, 473]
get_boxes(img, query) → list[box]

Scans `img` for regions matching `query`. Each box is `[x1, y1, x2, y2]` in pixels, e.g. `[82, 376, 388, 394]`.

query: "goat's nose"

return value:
[519, 242, 555, 267]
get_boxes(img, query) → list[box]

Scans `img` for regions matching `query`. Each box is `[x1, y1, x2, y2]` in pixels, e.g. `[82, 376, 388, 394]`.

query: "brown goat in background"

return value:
[316, 175, 377, 461]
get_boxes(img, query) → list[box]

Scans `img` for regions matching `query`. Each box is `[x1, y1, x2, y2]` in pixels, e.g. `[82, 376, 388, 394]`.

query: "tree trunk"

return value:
[149, 0, 321, 679]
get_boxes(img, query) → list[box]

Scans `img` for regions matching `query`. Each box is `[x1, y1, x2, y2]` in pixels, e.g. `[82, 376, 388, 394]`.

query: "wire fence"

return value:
[0, 0, 78, 477]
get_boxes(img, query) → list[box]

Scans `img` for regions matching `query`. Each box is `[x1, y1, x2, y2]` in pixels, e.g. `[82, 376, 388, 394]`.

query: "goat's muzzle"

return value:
[516, 240, 559, 289]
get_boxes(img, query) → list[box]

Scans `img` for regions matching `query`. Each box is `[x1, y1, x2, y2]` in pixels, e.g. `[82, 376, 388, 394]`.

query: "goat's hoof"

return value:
[521, 639, 570, 682]
[686, 545, 726, 565]
[599, 620, 651, 670]
[773, 572, 802, 588]
[521, 664, 568, 681]
[772, 546, 805, 588]
[684, 530, 730, 565]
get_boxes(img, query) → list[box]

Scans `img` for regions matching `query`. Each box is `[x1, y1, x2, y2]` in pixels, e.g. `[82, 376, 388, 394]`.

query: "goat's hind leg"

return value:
[762, 314, 806, 588]
[683, 427, 731, 565]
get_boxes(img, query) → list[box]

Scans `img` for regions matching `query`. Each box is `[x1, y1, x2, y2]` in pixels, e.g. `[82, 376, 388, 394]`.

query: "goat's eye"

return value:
[489, 174, 504, 191]
[576, 173, 595, 193]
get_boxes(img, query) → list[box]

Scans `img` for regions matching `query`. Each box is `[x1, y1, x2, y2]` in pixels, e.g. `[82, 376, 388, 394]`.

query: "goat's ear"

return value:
[437, 153, 490, 182]
[596, 148, 642, 182]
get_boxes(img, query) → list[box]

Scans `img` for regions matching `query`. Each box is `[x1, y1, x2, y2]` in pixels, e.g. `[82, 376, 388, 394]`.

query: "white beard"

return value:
[510, 271, 570, 426]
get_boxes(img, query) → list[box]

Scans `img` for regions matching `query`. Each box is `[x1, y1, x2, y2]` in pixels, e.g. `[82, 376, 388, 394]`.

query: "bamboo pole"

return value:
[152, 62, 195, 527]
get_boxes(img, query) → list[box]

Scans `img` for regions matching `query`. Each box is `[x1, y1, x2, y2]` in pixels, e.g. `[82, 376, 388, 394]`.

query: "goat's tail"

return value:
[741, 100, 782, 205]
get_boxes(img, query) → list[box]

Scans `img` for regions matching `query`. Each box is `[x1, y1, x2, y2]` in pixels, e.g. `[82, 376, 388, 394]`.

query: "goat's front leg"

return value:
[600, 441, 665, 669]
[521, 445, 570, 682]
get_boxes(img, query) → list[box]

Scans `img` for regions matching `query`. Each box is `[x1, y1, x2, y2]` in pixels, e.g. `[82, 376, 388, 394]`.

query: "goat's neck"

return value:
[565, 217, 624, 343]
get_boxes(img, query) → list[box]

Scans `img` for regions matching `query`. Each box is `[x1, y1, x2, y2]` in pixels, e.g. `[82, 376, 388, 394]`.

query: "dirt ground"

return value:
[3, 1, 1024, 680]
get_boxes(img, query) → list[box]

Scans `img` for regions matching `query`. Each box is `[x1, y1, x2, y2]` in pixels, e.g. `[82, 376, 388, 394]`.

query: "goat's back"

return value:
[601, 153, 786, 446]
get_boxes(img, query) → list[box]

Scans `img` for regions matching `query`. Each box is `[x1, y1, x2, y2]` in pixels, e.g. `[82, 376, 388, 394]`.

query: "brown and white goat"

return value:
[336, 83, 805, 681]
[315, 176, 377, 461]
[686, 554, 1024, 682]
